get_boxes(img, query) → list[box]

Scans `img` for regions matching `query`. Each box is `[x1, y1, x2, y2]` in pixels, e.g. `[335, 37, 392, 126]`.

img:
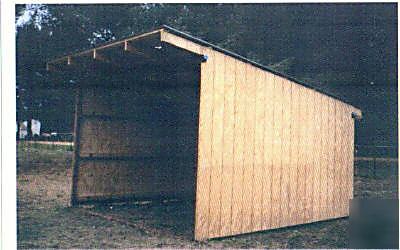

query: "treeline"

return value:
[16, 3, 397, 145]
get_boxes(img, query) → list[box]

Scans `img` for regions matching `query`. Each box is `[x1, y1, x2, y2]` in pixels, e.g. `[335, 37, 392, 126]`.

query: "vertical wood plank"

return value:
[252, 68, 265, 231]
[332, 100, 340, 218]
[231, 60, 246, 235]
[194, 47, 214, 241]
[348, 108, 355, 202]
[271, 76, 283, 228]
[220, 55, 236, 236]
[320, 95, 330, 220]
[343, 107, 353, 215]
[312, 93, 322, 221]
[280, 79, 292, 227]
[345, 106, 354, 216]
[288, 84, 300, 225]
[242, 63, 256, 233]
[327, 98, 336, 219]
[334, 102, 343, 217]
[208, 51, 225, 238]
[304, 89, 315, 222]
[338, 103, 347, 217]
[296, 86, 307, 224]
[262, 72, 275, 229]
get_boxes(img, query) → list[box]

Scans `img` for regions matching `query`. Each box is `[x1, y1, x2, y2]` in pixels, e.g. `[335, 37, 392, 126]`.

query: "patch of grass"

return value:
[17, 143, 398, 248]
[18, 141, 73, 152]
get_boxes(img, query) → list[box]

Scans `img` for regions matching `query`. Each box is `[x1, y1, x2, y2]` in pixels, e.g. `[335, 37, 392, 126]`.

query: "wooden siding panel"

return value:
[252, 68, 266, 232]
[338, 103, 345, 217]
[347, 107, 355, 202]
[320, 95, 330, 220]
[76, 158, 193, 200]
[296, 87, 307, 224]
[312, 93, 322, 222]
[304, 89, 315, 223]
[194, 47, 214, 240]
[231, 60, 247, 235]
[288, 84, 300, 225]
[262, 72, 275, 229]
[208, 51, 225, 238]
[328, 98, 337, 218]
[242, 64, 256, 233]
[160, 30, 202, 54]
[271, 76, 283, 228]
[339, 103, 348, 217]
[220, 55, 236, 236]
[343, 106, 354, 215]
[280, 79, 292, 227]
[334, 102, 344, 218]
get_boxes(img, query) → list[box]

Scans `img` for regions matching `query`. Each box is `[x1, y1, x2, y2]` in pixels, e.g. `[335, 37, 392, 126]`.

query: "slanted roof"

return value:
[47, 25, 362, 119]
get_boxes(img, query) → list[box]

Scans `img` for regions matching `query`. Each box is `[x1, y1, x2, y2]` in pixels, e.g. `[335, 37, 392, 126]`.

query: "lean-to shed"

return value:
[47, 25, 362, 241]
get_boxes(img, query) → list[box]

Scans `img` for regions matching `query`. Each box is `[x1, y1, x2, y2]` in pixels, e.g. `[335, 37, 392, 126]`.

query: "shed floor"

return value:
[17, 142, 398, 248]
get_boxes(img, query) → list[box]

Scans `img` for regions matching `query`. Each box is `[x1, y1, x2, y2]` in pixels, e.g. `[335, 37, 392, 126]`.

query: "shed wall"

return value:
[161, 31, 359, 240]
[72, 75, 200, 203]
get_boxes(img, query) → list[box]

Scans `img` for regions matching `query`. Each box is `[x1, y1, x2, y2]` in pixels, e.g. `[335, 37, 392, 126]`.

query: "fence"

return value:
[18, 132, 74, 142]
[354, 145, 398, 178]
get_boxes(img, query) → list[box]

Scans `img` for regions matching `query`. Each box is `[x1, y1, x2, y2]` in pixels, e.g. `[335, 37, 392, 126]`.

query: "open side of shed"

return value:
[47, 26, 362, 241]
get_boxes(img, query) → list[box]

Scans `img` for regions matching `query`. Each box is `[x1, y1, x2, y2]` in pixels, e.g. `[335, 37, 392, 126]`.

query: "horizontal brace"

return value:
[81, 114, 132, 121]
[80, 114, 197, 122]
[73, 193, 195, 206]
[79, 155, 196, 162]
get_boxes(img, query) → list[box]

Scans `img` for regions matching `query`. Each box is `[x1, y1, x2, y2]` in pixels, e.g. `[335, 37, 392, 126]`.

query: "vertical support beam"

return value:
[70, 86, 82, 206]
[93, 49, 97, 60]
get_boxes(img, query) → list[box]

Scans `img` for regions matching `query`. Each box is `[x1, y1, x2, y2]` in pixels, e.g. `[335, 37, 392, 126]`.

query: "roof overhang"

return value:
[46, 25, 362, 118]
[46, 28, 205, 78]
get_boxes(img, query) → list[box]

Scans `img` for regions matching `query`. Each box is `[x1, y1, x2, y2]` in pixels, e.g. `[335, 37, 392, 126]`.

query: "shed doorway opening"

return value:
[48, 31, 205, 215]
[76, 70, 201, 204]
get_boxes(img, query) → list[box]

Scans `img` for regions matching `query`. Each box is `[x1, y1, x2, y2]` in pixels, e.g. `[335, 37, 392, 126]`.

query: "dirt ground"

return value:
[17, 142, 398, 249]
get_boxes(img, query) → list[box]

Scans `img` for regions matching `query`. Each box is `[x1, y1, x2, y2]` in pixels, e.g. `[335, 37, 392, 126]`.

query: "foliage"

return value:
[15, 3, 397, 145]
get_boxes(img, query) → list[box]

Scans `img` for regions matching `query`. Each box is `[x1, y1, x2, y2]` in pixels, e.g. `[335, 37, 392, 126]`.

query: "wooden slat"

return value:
[339, 103, 348, 217]
[208, 51, 225, 238]
[160, 30, 203, 55]
[312, 93, 322, 222]
[252, 68, 265, 231]
[297, 86, 307, 224]
[220, 55, 236, 236]
[242, 63, 256, 233]
[194, 47, 215, 241]
[303, 89, 315, 223]
[231, 60, 246, 235]
[336, 102, 344, 217]
[343, 107, 352, 215]
[347, 107, 355, 202]
[280, 79, 292, 227]
[334, 102, 343, 218]
[262, 72, 275, 229]
[288, 83, 300, 225]
[327, 98, 336, 219]
[320, 95, 330, 220]
[271, 76, 283, 228]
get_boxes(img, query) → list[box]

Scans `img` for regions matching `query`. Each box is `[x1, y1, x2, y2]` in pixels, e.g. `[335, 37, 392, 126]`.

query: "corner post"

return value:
[70, 86, 82, 206]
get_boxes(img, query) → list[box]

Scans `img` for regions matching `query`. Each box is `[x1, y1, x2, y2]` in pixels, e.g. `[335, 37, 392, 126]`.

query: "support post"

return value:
[70, 86, 82, 206]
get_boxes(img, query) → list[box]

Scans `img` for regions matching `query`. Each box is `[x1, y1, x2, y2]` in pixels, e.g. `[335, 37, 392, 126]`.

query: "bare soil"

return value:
[17, 142, 398, 249]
